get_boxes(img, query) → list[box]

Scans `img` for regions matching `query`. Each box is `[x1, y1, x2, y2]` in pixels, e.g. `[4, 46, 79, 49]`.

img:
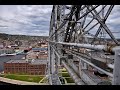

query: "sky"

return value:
[0, 5, 53, 36]
[0, 5, 120, 38]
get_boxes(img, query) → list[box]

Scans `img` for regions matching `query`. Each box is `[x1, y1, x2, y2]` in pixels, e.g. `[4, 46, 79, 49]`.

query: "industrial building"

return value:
[4, 60, 47, 75]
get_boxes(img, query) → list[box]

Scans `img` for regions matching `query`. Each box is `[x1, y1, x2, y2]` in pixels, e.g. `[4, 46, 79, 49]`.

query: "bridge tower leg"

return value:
[113, 49, 120, 85]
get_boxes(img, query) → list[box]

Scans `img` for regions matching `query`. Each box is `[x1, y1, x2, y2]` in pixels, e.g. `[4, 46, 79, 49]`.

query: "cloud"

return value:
[0, 5, 52, 36]
[80, 5, 120, 38]
[0, 5, 120, 39]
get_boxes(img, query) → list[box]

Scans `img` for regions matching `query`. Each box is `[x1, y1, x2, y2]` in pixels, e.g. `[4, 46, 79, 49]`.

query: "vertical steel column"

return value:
[113, 49, 120, 85]
[52, 48, 55, 74]
[48, 44, 51, 85]
[54, 5, 59, 74]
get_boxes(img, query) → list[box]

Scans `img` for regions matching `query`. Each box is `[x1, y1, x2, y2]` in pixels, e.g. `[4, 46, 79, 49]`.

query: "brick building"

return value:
[26, 51, 48, 60]
[26, 48, 48, 60]
[37, 51, 48, 60]
[4, 60, 47, 75]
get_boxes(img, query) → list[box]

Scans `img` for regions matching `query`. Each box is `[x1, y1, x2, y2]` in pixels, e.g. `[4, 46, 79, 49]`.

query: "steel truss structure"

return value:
[48, 5, 120, 85]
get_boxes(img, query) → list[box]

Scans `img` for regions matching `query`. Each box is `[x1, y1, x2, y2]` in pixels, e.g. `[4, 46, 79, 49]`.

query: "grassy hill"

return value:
[0, 33, 48, 41]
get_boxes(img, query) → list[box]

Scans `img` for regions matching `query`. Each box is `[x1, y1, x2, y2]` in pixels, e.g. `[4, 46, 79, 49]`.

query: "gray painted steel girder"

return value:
[50, 41, 120, 53]
[62, 60, 85, 85]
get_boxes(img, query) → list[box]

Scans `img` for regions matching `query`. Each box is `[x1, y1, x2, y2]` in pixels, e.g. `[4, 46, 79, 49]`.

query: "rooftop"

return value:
[5, 59, 47, 65]
[32, 48, 48, 51]
[30, 60, 47, 65]
[6, 60, 27, 63]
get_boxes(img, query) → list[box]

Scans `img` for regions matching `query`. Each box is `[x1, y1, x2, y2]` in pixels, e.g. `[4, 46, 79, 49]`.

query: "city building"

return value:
[38, 51, 48, 60]
[26, 47, 48, 60]
[32, 48, 48, 52]
[0, 48, 15, 55]
[26, 51, 48, 60]
[0, 44, 3, 49]
[4, 60, 47, 75]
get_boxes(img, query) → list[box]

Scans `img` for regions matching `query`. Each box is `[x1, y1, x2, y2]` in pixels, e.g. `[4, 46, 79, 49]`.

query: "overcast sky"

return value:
[0, 5, 52, 36]
[0, 5, 120, 38]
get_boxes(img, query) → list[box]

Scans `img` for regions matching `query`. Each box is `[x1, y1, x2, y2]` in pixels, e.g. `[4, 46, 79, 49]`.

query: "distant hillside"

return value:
[0, 33, 48, 41]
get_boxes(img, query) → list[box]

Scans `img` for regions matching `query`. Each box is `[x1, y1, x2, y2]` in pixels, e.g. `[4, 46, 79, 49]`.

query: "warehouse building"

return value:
[4, 59, 47, 75]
